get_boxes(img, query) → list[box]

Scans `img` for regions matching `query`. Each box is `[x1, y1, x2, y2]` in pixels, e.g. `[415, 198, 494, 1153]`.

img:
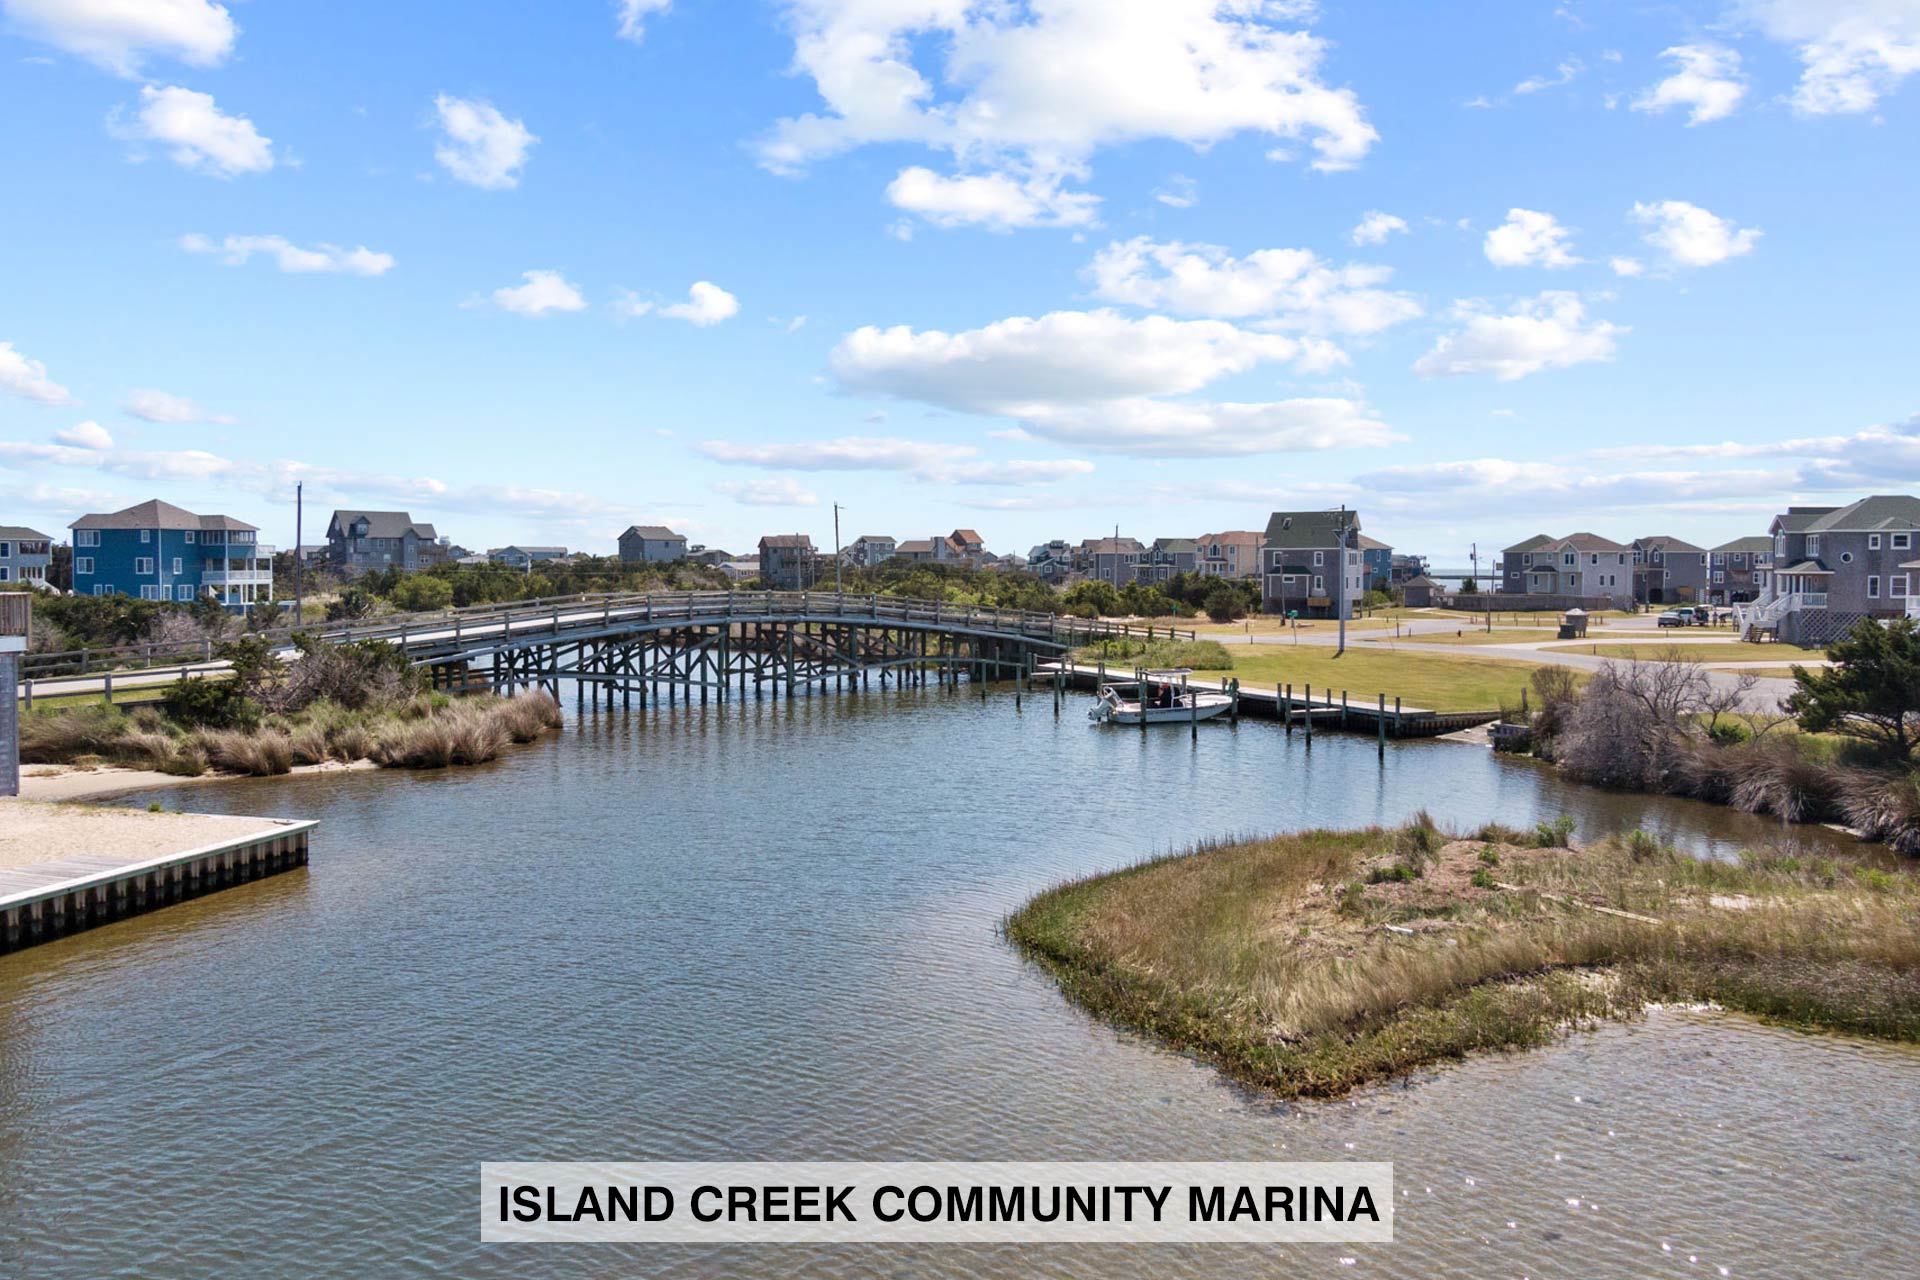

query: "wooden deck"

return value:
[0, 801, 316, 953]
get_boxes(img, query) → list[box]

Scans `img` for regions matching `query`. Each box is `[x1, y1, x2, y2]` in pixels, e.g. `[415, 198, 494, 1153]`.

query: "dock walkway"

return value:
[0, 800, 316, 953]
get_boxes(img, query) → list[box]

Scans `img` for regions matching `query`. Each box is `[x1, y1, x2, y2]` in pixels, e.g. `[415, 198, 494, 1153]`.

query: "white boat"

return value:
[1089, 669, 1234, 726]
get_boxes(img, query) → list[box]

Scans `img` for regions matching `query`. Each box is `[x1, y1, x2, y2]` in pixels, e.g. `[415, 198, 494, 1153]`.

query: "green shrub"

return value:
[161, 674, 259, 729]
[1534, 815, 1576, 848]
[1478, 846, 1500, 866]
[1470, 867, 1498, 890]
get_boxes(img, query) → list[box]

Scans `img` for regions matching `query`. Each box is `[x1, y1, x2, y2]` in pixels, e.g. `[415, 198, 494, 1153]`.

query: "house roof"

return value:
[328, 510, 437, 540]
[621, 524, 684, 541]
[854, 534, 895, 543]
[1401, 574, 1440, 588]
[1779, 561, 1833, 574]
[497, 545, 567, 555]
[72, 499, 256, 533]
[1771, 505, 1840, 534]
[759, 534, 814, 548]
[895, 538, 936, 553]
[0, 526, 51, 541]
[1354, 533, 1392, 551]
[1712, 536, 1773, 555]
[1153, 537, 1198, 553]
[949, 528, 983, 544]
[1263, 509, 1359, 548]
[1086, 536, 1145, 555]
[1634, 535, 1706, 553]
[1803, 494, 1920, 533]
[1197, 529, 1262, 545]
[1557, 532, 1630, 552]
[1504, 534, 1556, 554]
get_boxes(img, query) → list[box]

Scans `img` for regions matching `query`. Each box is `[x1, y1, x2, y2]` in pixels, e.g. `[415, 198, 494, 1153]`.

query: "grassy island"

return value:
[1006, 817, 1920, 1100]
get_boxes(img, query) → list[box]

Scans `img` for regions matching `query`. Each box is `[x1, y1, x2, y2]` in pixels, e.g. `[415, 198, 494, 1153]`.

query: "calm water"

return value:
[2, 684, 1915, 1279]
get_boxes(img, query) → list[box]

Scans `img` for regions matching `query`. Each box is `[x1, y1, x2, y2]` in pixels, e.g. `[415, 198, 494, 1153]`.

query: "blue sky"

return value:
[2, 1, 1917, 563]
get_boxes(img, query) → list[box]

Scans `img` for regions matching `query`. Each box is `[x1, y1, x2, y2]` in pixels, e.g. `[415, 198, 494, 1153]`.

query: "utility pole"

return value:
[833, 502, 844, 594]
[1335, 505, 1349, 657]
[294, 482, 304, 624]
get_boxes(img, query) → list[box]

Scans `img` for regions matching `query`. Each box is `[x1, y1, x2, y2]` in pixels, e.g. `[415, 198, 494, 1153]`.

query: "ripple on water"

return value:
[0, 687, 1912, 1278]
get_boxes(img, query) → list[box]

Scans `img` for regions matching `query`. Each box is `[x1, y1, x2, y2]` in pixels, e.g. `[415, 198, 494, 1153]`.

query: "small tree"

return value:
[389, 573, 454, 613]
[1202, 581, 1246, 624]
[1785, 618, 1920, 761]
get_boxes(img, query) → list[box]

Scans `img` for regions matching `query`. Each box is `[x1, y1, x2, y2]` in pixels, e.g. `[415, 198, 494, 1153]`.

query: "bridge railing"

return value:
[19, 590, 1193, 680]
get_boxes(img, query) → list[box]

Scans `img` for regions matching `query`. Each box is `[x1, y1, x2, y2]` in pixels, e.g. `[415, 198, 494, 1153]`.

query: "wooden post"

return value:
[1284, 683, 1292, 733]
[1304, 682, 1312, 742]
[1189, 676, 1197, 743]
[1341, 689, 1348, 729]
[1378, 693, 1386, 759]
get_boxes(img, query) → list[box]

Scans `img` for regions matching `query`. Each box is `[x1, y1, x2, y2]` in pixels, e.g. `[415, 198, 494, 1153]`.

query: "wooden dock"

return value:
[1042, 662, 1500, 740]
[0, 801, 316, 954]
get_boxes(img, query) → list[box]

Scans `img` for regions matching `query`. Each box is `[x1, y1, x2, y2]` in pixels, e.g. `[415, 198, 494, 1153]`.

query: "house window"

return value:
[77, 529, 99, 547]
[1868, 576, 1880, 599]
[75, 556, 93, 575]
[1869, 534, 1881, 550]
[1563, 552, 1575, 566]
[135, 557, 154, 575]
[1313, 575, 1324, 593]
[0, 567, 9, 582]
[1895, 533, 1912, 550]
[1895, 576, 1911, 599]
[1841, 552, 1853, 564]
[140, 529, 151, 543]
[93, 584, 110, 596]
[1713, 571, 1724, 583]
[1807, 535, 1821, 555]
[172, 557, 183, 574]
[1313, 551, 1324, 566]
[177, 585, 194, 601]
[185, 531, 196, 544]
[140, 585, 163, 600]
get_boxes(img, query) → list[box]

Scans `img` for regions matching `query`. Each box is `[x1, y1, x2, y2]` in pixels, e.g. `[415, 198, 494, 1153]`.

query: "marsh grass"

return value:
[20, 691, 563, 779]
[1005, 819, 1920, 1099]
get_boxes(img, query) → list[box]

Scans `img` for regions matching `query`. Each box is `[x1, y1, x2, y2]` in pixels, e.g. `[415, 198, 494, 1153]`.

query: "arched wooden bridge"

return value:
[309, 590, 1176, 706]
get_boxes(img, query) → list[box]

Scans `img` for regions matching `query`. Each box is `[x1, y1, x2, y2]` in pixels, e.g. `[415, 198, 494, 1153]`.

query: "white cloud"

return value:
[1632, 44, 1748, 124]
[885, 166, 1100, 231]
[1153, 175, 1198, 209]
[122, 388, 232, 424]
[1086, 237, 1421, 337]
[614, 0, 672, 42]
[1630, 200, 1761, 267]
[760, 0, 1376, 229]
[1514, 57, 1585, 94]
[112, 85, 272, 177]
[1354, 455, 1796, 515]
[432, 94, 536, 190]
[830, 308, 1396, 457]
[0, 340, 73, 405]
[54, 420, 114, 450]
[1742, 0, 1920, 114]
[1594, 411, 1920, 489]
[1349, 210, 1408, 246]
[661, 281, 740, 326]
[1483, 208, 1581, 268]
[1413, 292, 1625, 381]
[713, 477, 819, 506]
[489, 270, 587, 316]
[1609, 256, 1645, 277]
[698, 435, 1092, 486]
[180, 233, 394, 276]
[2, 0, 236, 76]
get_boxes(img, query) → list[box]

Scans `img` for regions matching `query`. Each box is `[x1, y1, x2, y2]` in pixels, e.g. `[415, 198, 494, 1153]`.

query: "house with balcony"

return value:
[1356, 534, 1393, 593]
[1133, 537, 1198, 583]
[1261, 510, 1363, 619]
[1708, 536, 1773, 605]
[70, 499, 273, 613]
[1736, 497, 1920, 643]
[758, 534, 817, 589]
[1196, 530, 1262, 580]
[846, 535, 896, 567]
[0, 526, 53, 587]
[1082, 536, 1145, 586]
[1389, 553, 1430, 585]
[324, 510, 449, 577]
[1630, 535, 1710, 606]
[489, 546, 569, 570]
[1026, 540, 1076, 582]
[617, 525, 688, 563]
[1497, 533, 1632, 608]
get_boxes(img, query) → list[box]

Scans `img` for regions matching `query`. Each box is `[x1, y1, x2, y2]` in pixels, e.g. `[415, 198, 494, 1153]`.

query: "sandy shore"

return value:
[0, 799, 301, 873]
[18, 760, 377, 802]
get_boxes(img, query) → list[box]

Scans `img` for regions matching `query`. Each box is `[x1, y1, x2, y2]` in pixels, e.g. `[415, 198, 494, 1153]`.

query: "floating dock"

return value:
[1042, 662, 1500, 740]
[0, 800, 315, 953]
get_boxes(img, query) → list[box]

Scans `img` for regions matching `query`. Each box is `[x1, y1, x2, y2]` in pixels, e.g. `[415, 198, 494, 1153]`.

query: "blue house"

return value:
[70, 499, 274, 613]
[1356, 534, 1394, 594]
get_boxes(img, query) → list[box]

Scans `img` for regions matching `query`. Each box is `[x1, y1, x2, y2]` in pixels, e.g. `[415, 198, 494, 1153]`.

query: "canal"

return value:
[1, 685, 1914, 1278]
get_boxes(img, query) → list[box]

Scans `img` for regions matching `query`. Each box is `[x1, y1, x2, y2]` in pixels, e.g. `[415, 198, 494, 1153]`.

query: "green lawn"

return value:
[1193, 646, 1567, 712]
[19, 688, 168, 710]
[1363, 627, 1562, 646]
[1581, 641, 1820, 663]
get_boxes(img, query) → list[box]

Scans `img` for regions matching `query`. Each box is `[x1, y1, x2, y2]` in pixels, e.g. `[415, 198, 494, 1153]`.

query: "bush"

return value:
[1534, 815, 1575, 848]
[195, 729, 294, 776]
[19, 704, 129, 762]
[388, 574, 455, 613]
[1203, 582, 1246, 624]
[1624, 829, 1669, 862]
[1726, 739, 1843, 823]
[1841, 772, 1920, 857]
[1470, 867, 1498, 890]
[1367, 863, 1418, 884]
[1477, 846, 1500, 866]
[161, 674, 259, 730]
